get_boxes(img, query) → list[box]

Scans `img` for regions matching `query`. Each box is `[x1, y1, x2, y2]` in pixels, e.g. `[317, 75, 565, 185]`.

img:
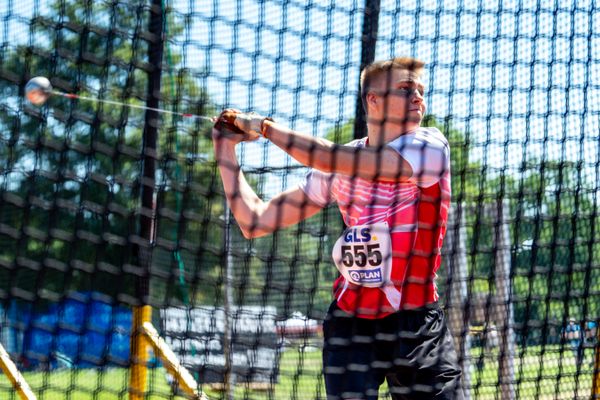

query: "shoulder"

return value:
[387, 127, 449, 154]
[399, 127, 448, 146]
[418, 126, 449, 146]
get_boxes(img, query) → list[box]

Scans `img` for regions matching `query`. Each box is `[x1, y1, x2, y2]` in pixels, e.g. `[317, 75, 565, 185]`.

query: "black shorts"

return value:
[322, 302, 463, 400]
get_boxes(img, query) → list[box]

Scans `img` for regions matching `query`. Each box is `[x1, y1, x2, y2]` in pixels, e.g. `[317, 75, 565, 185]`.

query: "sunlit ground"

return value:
[0, 345, 595, 399]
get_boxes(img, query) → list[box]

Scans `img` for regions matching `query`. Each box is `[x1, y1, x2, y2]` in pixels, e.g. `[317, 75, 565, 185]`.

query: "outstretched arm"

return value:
[213, 128, 323, 239]
[218, 110, 414, 183]
[264, 121, 413, 182]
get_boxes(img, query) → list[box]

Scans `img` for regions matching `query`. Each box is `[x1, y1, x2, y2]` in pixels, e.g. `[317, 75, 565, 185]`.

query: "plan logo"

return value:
[349, 269, 382, 283]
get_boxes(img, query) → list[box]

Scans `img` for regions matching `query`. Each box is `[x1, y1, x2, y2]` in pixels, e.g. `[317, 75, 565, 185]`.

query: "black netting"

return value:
[0, 0, 599, 399]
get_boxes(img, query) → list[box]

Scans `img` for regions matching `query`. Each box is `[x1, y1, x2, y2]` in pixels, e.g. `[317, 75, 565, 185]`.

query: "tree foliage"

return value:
[0, 0, 222, 307]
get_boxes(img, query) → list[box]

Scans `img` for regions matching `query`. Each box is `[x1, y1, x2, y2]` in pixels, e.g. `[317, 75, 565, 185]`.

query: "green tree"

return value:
[510, 160, 600, 340]
[0, 0, 223, 306]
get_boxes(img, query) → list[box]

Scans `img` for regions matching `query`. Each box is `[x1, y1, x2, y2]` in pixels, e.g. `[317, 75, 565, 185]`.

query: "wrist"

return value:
[261, 118, 274, 139]
[235, 112, 274, 139]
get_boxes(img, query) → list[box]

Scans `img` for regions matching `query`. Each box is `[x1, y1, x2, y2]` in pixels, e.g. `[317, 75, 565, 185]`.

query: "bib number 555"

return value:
[340, 244, 383, 267]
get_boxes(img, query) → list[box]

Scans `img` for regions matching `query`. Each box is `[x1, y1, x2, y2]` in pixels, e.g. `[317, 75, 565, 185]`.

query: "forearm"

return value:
[262, 121, 411, 182]
[215, 109, 412, 185]
[263, 122, 339, 173]
[213, 141, 268, 238]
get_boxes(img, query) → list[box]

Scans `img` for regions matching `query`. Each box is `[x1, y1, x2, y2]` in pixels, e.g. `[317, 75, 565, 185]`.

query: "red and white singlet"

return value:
[299, 127, 451, 319]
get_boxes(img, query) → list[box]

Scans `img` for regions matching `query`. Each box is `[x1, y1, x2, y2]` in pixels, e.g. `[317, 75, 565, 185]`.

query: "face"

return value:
[366, 68, 426, 132]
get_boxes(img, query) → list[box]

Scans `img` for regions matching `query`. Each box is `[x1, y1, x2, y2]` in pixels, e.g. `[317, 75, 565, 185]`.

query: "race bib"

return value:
[332, 222, 392, 288]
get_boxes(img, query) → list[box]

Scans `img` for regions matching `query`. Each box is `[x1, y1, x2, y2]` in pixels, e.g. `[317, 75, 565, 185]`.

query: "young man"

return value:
[213, 57, 463, 399]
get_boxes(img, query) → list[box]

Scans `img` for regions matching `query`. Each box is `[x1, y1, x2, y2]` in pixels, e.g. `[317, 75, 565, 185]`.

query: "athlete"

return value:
[212, 57, 463, 399]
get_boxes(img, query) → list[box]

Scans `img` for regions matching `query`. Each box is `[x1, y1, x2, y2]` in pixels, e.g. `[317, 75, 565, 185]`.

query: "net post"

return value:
[593, 325, 600, 398]
[129, 305, 153, 400]
[141, 322, 209, 400]
[445, 203, 471, 399]
[222, 204, 235, 399]
[352, 0, 380, 140]
[492, 200, 515, 400]
[128, 0, 164, 398]
[0, 341, 36, 400]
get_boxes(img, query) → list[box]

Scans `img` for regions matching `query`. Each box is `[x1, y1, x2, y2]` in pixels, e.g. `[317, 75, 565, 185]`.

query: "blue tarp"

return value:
[8, 293, 132, 369]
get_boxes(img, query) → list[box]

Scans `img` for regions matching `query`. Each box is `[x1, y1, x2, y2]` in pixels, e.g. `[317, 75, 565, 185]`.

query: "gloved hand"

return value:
[215, 109, 273, 140]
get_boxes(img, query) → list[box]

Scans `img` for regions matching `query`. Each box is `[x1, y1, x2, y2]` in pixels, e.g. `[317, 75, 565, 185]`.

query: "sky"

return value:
[2, 0, 600, 195]
[170, 0, 600, 193]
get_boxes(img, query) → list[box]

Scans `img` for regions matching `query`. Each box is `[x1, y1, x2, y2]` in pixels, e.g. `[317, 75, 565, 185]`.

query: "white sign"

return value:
[161, 306, 279, 384]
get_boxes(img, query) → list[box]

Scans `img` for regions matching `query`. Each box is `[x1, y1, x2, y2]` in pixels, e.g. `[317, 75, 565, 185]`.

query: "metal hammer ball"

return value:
[22, 76, 214, 122]
[25, 76, 52, 106]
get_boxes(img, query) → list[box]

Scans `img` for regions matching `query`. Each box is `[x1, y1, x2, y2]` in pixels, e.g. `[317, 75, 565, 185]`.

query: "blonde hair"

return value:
[360, 57, 426, 113]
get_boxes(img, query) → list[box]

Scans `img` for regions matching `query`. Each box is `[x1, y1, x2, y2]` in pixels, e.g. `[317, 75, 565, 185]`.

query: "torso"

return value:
[330, 130, 451, 319]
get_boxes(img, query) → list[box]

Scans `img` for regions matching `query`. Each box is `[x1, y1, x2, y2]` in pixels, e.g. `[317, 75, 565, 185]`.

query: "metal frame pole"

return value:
[129, 1, 165, 398]
[353, 0, 381, 140]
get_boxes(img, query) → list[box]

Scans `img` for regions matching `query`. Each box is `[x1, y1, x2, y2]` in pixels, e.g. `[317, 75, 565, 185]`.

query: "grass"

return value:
[468, 345, 595, 400]
[0, 345, 596, 399]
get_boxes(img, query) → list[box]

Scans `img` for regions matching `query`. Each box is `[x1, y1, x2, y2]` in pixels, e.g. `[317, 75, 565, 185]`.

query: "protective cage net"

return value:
[0, 0, 599, 399]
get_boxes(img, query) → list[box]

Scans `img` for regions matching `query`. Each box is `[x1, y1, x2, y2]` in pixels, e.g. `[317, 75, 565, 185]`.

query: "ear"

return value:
[367, 92, 378, 107]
